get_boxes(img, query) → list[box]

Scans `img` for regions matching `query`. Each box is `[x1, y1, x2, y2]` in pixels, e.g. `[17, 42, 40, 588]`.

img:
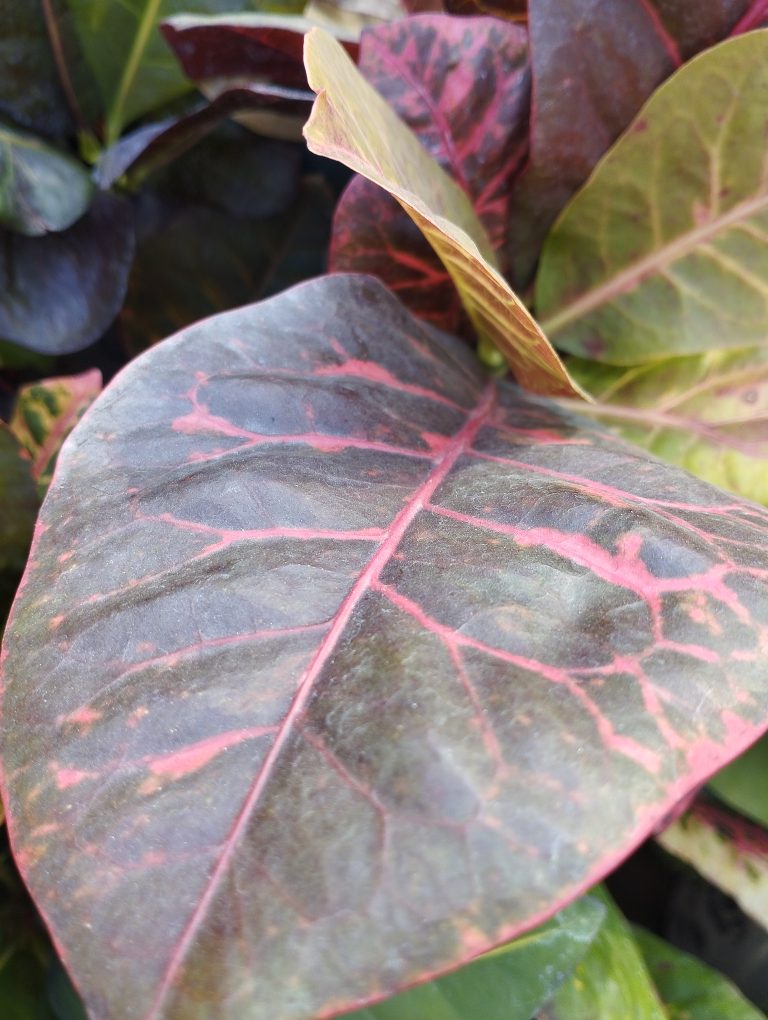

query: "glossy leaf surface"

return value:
[634, 926, 765, 1019]
[5, 275, 768, 1018]
[347, 896, 606, 1020]
[537, 32, 768, 364]
[0, 193, 134, 354]
[304, 29, 579, 397]
[64, 0, 254, 142]
[540, 889, 665, 1019]
[10, 370, 102, 494]
[330, 14, 530, 334]
[658, 801, 768, 931]
[0, 122, 93, 236]
[566, 347, 768, 506]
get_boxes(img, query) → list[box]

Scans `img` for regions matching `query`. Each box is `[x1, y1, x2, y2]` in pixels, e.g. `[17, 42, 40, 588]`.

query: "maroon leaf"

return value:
[505, 0, 762, 287]
[4, 275, 768, 1019]
[444, 0, 527, 19]
[330, 14, 530, 333]
[161, 14, 359, 92]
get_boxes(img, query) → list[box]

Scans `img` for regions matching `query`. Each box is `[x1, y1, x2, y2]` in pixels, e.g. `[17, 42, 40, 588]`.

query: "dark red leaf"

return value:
[506, 0, 761, 287]
[445, 0, 527, 20]
[330, 14, 530, 333]
[0, 193, 135, 355]
[161, 15, 359, 91]
[4, 275, 768, 1019]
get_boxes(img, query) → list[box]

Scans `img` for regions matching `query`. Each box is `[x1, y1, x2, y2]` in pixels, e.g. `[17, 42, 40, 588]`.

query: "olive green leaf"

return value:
[0, 122, 93, 236]
[634, 927, 765, 1019]
[709, 734, 768, 828]
[563, 345, 768, 506]
[537, 31, 768, 365]
[302, 28, 583, 398]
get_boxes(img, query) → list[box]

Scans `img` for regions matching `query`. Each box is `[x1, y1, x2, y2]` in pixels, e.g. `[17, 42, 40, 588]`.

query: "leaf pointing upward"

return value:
[303, 28, 582, 399]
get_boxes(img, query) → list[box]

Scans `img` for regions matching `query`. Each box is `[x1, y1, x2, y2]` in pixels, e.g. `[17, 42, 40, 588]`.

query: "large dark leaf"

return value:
[330, 14, 530, 333]
[5, 275, 768, 1019]
[0, 192, 135, 355]
[504, 0, 762, 287]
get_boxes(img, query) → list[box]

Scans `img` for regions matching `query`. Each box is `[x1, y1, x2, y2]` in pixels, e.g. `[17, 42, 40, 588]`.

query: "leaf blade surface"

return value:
[4, 276, 768, 1018]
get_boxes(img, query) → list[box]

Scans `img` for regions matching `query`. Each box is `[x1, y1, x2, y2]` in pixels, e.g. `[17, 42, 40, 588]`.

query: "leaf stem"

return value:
[105, 0, 163, 145]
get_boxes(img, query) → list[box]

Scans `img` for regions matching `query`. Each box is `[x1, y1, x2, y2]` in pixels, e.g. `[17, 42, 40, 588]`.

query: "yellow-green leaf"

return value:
[302, 28, 582, 398]
[565, 347, 768, 505]
[10, 369, 102, 495]
[537, 31, 768, 365]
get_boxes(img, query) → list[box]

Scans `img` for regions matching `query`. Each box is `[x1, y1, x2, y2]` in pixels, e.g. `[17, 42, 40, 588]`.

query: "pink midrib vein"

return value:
[145, 380, 497, 1019]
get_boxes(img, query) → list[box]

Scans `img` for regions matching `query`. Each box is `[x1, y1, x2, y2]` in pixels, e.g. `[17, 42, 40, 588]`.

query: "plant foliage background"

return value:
[1, 1, 768, 1018]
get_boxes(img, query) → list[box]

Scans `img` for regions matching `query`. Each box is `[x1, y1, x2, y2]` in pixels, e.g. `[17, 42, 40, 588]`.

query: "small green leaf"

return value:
[302, 28, 583, 398]
[0, 122, 93, 236]
[346, 896, 606, 1020]
[710, 735, 768, 828]
[537, 31, 768, 364]
[634, 926, 765, 1019]
[541, 889, 666, 1019]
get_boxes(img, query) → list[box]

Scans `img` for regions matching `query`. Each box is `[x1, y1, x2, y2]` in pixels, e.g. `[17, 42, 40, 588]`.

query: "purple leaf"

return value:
[3, 275, 768, 1018]
[330, 14, 530, 333]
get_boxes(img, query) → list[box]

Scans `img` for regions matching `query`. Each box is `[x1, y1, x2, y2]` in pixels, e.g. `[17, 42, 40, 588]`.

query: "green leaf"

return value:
[563, 345, 768, 506]
[537, 31, 768, 364]
[0, 121, 93, 236]
[64, 0, 256, 144]
[302, 28, 583, 398]
[10, 369, 102, 495]
[0, 422, 37, 576]
[634, 926, 765, 1019]
[346, 896, 605, 1020]
[541, 889, 666, 1020]
[710, 735, 768, 827]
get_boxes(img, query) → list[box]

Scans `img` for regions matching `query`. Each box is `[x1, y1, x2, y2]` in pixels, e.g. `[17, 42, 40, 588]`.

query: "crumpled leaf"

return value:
[5, 274, 768, 1019]
[9, 369, 102, 495]
[564, 346, 768, 506]
[304, 28, 580, 396]
[657, 800, 768, 932]
[0, 121, 93, 236]
[347, 896, 606, 1020]
[0, 192, 134, 354]
[330, 14, 530, 334]
[537, 31, 768, 363]
[539, 888, 665, 1019]
[64, 0, 255, 143]
[634, 926, 766, 1019]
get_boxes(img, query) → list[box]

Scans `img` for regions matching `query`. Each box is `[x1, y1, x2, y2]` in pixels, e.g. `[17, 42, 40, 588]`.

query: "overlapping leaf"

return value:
[0, 425, 36, 576]
[304, 29, 579, 395]
[505, 0, 766, 288]
[9, 369, 102, 494]
[709, 734, 768, 827]
[565, 346, 768, 506]
[0, 122, 93, 236]
[348, 897, 605, 1019]
[64, 0, 255, 143]
[0, 193, 134, 354]
[330, 14, 530, 334]
[5, 275, 768, 1018]
[536, 32, 768, 364]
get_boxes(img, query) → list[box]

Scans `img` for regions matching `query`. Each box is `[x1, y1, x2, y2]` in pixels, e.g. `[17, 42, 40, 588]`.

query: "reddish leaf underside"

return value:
[3, 276, 768, 1019]
[330, 14, 530, 334]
